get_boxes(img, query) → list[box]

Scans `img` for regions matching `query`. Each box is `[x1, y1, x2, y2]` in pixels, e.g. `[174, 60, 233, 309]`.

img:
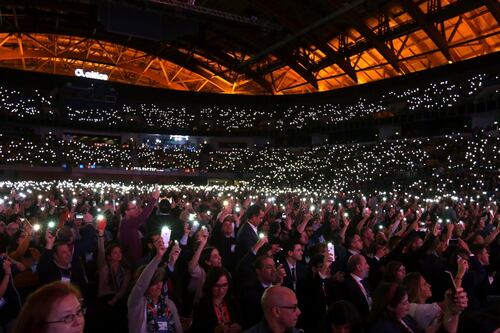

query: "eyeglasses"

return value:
[47, 307, 85, 325]
[276, 304, 299, 311]
[213, 283, 229, 289]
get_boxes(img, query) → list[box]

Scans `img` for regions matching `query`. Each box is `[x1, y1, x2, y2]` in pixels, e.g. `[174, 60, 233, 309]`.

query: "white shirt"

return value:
[248, 222, 259, 237]
[286, 258, 296, 271]
[350, 273, 372, 308]
[409, 303, 442, 329]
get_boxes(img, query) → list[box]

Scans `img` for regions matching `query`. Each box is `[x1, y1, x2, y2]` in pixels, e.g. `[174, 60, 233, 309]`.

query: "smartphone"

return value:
[76, 214, 84, 219]
[96, 214, 106, 231]
[161, 226, 171, 246]
[445, 270, 457, 294]
[47, 221, 56, 235]
[327, 242, 335, 261]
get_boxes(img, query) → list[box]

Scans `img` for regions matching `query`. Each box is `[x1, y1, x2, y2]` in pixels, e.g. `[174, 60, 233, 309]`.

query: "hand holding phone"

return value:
[161, 226, 171, 246]
[327, 242, 335, 261]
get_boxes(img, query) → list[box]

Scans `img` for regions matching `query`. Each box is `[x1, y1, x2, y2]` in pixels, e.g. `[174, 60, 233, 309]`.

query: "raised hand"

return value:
[97, 216, 107, 236]
[2, 257, 12, 275]
[45, 229, 55, 249]
[168, 242, 181, 265]
[154, 238, 167, 260]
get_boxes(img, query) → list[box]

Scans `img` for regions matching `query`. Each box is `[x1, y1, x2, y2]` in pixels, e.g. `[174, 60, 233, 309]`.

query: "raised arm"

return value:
[188, 229, 208, 273]
[128, 238, 166, 306]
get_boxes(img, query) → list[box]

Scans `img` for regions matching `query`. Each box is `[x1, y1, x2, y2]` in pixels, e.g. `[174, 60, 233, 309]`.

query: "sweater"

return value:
[127, 257, 183, 333]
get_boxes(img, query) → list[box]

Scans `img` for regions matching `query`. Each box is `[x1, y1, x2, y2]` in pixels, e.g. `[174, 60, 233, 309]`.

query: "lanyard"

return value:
[213, 301, 230, 324]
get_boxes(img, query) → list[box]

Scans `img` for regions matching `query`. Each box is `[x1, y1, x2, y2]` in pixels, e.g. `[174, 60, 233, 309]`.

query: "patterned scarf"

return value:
[145, 295, 176, 333]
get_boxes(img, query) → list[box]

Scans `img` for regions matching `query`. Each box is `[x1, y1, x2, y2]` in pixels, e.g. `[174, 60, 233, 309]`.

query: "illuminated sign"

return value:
[74, 69, 109, 81]
[169, 135, 189, 142]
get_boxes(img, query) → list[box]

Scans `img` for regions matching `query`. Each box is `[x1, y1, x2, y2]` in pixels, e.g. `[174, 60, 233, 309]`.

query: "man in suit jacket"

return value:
[339, 254, 372, 318]
[282, 241, 306, 293]
[342, 233, 364, 271]
[235, 204, 264, 259]
[240, 255, 286, 329]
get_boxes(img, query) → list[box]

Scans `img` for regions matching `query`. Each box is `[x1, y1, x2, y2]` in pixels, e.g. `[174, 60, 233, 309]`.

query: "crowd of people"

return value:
[0, 72, 494, 132]
[0, 131, 498, 196]
[0, 56, 498, 333]
[0, 179, 498, 333]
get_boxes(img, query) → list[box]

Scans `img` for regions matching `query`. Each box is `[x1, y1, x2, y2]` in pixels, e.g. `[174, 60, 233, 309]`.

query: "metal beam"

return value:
[282, 58, 318, 89]
[483, 0, 500, 25]
[315, 42, 358, 83]
[0, 49, 188, 91]
[252, 0, 358, 84]
[147, 0, 281, 30]
[316, 0, 485, 71]
[0, 42, 213, 92]
[177, 41, 275, 94]
[400, 0, 457, 62]
[236, 0, 368, 69]
[350, 20, 410, 74]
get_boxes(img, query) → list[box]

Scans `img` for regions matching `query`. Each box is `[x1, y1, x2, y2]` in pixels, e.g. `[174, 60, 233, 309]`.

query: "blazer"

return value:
[339, 274, 370, 318]
[282, 261, 306, 293]
[235, 222, 258, 259]
[240, 282, 267, 329]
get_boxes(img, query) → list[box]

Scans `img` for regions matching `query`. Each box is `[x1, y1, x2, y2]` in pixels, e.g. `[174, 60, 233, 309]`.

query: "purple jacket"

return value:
[118, 197, 157, 267]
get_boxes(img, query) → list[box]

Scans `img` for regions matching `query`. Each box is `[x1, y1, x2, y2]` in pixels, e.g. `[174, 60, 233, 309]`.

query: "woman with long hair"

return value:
[190, 267, 241, 333]
[97, 218, 131, 305]
[402, 272, 467, 333]
[382, 261, 406, 284]
[368, 282, 422, 333]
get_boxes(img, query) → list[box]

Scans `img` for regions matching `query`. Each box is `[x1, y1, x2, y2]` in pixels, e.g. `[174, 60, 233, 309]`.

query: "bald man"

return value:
[243, 286, 302, 333]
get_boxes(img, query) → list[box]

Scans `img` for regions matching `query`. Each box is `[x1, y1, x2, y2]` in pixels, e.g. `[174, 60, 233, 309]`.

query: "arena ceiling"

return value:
[0, 0, 499, 95]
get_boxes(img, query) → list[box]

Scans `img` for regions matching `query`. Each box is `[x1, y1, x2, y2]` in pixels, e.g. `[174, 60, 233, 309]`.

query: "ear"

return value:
[271, 306, 281, 318]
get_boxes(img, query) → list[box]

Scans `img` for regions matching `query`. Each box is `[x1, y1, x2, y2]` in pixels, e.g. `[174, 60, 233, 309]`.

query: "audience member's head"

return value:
[261, 286, 301, 331]
[326, 300, 363, 333]
[383, 261, 406, 284]
[13, 281, 84, 333]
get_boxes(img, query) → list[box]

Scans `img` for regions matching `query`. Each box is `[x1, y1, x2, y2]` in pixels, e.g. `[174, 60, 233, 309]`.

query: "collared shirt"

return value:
[286, 259, 297, 290]
[249, 222, 258, 237]
[261, 282, 272, 289]
[348, 249, 360, 256]
[285, 258, 296, 272]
